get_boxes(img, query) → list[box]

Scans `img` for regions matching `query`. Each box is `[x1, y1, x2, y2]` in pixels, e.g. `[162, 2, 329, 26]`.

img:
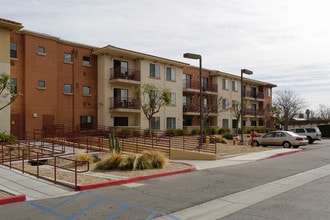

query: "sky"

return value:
[2, 0, 330, 112]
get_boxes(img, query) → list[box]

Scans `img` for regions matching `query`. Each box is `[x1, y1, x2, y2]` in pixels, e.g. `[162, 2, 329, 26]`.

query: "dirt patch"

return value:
[1, 144, 274, 199]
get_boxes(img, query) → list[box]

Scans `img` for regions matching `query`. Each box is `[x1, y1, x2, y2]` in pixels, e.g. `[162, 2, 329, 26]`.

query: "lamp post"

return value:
[240, 69, 253, 144]
[183, 53, 203, 148]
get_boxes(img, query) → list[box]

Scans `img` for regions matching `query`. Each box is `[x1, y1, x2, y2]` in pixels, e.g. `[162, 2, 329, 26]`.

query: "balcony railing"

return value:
[244, 91, 264, 99]
[110, 67, 140, 81]
[244, 108, 264, 116]
[183, 104, 218, 114]
[183, 79, 218, 93]
[110, 96, 140, 110]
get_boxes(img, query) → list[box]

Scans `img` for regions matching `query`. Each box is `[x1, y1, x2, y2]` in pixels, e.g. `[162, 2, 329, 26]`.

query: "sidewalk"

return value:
[0, 148, 302, 204]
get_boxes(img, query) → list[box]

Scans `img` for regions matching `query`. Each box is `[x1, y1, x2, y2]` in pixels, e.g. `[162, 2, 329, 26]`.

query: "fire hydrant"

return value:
[206, 136, 210, 146]
[233, 134, 237, 145]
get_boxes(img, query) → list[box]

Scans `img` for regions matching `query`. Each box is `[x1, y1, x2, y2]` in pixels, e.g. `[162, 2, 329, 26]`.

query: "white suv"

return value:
[290, 127, 322, 144]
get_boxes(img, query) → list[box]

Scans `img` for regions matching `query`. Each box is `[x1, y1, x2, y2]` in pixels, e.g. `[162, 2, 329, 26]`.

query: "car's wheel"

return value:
[254, 140, 260, 147]
[307, 136, 313, 144]
[283, 141, 291, 148]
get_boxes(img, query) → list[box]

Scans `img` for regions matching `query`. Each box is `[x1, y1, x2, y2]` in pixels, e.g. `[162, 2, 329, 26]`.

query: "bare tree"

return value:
[317, 104, 330, 120]
[0, 73, 17, 111]
[140, 84, 171, 132]
[230, 100, 244, 134]
[273, 90, 307, 130]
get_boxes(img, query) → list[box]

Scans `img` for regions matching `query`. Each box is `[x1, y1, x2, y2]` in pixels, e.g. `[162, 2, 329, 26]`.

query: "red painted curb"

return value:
[78, 163, 196, 191]
[0, 194, 26, 205]
[258, 149, 303, 160]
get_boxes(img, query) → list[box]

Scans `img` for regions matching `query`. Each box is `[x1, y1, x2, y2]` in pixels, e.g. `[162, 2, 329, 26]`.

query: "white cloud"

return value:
[2, 0, 330, 111]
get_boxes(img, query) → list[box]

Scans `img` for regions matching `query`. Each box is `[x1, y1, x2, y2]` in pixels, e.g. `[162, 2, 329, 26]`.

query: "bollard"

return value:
[251, 131, 255, 147]
[206, 136, 210, 146]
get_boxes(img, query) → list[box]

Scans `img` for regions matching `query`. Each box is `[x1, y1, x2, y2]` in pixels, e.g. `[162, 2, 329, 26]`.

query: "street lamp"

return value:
[183, 53, 203, 148]
[240, 69, 253, 145]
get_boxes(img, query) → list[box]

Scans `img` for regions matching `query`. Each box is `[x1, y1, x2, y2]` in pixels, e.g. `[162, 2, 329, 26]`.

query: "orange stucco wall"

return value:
[10, 32, 98, 137]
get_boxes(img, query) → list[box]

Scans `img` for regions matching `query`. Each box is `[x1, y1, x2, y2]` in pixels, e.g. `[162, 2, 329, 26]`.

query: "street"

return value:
[0, 139, 330, 219]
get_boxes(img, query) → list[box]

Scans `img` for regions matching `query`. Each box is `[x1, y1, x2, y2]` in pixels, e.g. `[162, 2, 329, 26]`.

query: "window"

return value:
[38, 46, 46, 54]
[222, 99, 229, 109]
[232, 100, 239, 111]
[11, 78, 17, 94]
[232, 119, 237, 129]
[267, 88, 271, 97]
[64, 53, 72, 63]
[114, 117, 128, 126]
[203, 97, 208, 108]
[83, 86, 91, 95]
[167, 117, 176, 129]
[151, 117, 160, 130]
[251, 120, 257, 127]
[10, 42, 17, 58]
[80, 116, 94, 129]
[222, 79, 229, 90]
[166, 67, 176, 81]
[114, 60, 128, 77]
[232, 81, 238, 91]
[202, 77, 208, 90]
[38, 80, 46, 88]
[170, 93, 176, 105]
[222, 119, 229, 128]
[183, 74, 192, 88]
[64, 84, 72, 94]
[150, 64, 160, 78]
[83, 56, 90, 66]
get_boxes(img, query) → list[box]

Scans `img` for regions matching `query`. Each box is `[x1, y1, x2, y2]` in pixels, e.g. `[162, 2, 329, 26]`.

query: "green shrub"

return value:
[0, 132, 18, 143]
[119, 128, 132, 137]
[191, 129, 199, 135]
[210, 128, 217, 135]
[166, 129, 176, 136]
[218, 128, 230, 135]
[222, 133, 233, 140]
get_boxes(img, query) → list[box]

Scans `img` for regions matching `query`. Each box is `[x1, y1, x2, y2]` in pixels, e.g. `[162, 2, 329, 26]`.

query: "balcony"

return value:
[243, 91, 264, 99]
[183, 104, 218, 114]
[110, 67, 140, 82]
[110, 96, 140, 110]
[243, 108, 264, 117]
[183, 79, 218, 93]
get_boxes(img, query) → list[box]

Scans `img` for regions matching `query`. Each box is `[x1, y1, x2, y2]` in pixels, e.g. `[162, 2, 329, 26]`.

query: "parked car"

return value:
[290, 127, 322, 144]
[254, 131, 308, 148]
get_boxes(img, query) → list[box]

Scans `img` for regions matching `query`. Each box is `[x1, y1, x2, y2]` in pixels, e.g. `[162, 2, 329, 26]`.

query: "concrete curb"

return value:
[78, 163, 196, 191]
[258, 149, 303, 160]
[0, 194, 26, 205]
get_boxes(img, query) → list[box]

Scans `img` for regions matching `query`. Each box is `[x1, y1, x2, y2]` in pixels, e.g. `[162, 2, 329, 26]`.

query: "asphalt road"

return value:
[1, 139, 330, 219]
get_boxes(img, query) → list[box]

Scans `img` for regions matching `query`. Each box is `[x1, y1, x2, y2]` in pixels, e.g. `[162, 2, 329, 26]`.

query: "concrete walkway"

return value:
[0, 148, 302, 203]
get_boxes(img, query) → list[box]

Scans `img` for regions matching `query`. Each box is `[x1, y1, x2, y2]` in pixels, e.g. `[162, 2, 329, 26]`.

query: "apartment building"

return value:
[183, 67, 276, 132]
[93, 45, 186, 131]
[0, 18, 276, 137]
[0, 18, 23, 134]
[5, 23, 97, 138]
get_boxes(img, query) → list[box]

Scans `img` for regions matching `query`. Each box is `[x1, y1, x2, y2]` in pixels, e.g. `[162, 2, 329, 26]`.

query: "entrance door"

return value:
[42, 115, 54, 137]
[10, 114, 21, 139]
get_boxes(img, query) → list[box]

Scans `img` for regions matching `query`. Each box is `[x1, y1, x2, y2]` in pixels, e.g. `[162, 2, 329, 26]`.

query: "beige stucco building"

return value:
[0, 19, 23, 133]
[93, 45, 186, 131]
